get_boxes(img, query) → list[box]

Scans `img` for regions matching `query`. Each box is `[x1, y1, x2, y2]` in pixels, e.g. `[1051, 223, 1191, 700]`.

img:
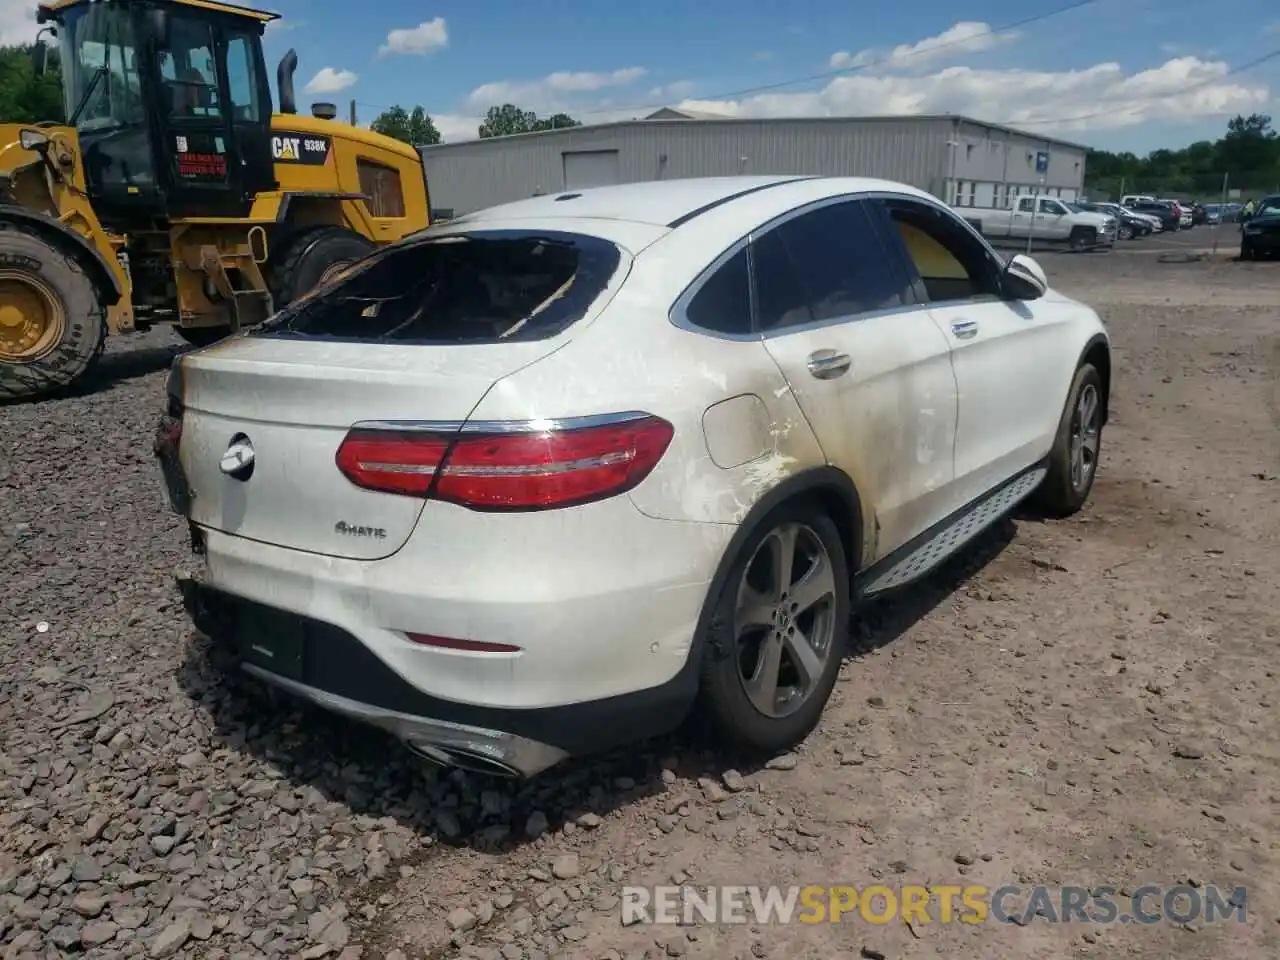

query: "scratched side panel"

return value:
[463, 227, 830, 530]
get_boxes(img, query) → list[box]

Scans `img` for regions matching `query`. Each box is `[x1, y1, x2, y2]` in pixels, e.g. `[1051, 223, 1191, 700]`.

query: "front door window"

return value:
[58, 2, 156, 193]
[157, 19, 223, 118]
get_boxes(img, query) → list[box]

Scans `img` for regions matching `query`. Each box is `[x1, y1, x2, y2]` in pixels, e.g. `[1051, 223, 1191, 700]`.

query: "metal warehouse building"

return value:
[418, 111, 1089, 217]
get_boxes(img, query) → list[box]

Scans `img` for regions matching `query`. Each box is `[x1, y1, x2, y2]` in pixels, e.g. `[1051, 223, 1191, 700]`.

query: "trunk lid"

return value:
[178, 336, 559, 560]
[174, 225, 629, 560]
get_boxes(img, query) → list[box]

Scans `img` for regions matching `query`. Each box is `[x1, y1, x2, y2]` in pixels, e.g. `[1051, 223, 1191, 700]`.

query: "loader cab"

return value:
[39, 0, 277, 222]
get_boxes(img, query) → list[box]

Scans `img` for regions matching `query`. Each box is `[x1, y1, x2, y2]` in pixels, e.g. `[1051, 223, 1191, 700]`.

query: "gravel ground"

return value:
[2, 250, 1278, 960]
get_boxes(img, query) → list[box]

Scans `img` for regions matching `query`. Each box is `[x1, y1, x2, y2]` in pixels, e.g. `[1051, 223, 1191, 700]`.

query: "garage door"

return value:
[563, 150, 621, 190]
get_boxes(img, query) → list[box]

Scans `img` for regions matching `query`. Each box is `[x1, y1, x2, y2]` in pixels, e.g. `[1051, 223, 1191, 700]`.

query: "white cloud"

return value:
[304, 67, 358, 95]
[829, 21, 1019, 74]
[647, 80, 697, 102]
[429, 114, 484, 142]
[668, 55, 1269, 134]
[465, 67, 647, 110]
[379, 18, 448, 56]
[0, 0, 38, 45]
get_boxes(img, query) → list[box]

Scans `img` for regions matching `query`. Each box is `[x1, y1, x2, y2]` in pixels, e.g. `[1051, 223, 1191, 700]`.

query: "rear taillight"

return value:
[335, 414, 674, 510]
[335, 429, 451, 497]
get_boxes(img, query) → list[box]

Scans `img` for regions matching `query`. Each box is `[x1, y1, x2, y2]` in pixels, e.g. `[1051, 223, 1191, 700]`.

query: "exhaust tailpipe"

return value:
[405, 741, 523, 778]
[277, 49, 298, 115]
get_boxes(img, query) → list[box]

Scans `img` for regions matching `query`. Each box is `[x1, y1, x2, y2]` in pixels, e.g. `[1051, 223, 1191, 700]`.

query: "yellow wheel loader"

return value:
[0, 0, 431, 400]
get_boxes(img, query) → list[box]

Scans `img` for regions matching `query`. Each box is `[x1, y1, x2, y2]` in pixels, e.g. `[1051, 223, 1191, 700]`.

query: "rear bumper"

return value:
[182, 577, 714, 776]
[175, 504, 733, 776]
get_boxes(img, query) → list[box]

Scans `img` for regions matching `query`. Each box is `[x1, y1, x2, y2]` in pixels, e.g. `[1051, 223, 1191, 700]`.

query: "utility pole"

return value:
[349, 100, 357, 126]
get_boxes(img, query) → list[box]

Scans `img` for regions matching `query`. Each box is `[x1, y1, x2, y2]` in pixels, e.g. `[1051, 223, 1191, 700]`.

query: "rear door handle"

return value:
[806, 350, 851, 379]
[951, 320, 979, 339]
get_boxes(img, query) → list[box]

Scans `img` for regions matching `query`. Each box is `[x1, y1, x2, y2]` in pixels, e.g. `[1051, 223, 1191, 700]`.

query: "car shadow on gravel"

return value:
[175, 517, 1020, 857]
[0, 344, 186, 406]
[71, 345, 187, 396]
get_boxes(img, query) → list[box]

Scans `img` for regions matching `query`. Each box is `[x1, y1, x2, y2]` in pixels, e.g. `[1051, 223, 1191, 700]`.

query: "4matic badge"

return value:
[335, 521, 387, 539]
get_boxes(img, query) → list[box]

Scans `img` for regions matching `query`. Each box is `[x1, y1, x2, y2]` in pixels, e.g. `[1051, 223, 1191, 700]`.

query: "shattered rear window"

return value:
[253, 229, 623, 344]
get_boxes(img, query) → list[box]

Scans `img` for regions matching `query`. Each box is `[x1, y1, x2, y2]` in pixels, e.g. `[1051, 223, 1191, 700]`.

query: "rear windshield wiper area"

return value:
[254, 229, 622, 345]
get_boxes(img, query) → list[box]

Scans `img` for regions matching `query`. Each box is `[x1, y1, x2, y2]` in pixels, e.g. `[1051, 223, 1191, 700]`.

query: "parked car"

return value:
[154, 175, 1112, 777]
[1201, 203, 1224, 225]
[1162, 200, 1194, 229]
[961, 195, 1117, 249]
[1078, 201, 1151, 238]
[1240, 194, 1280, 259]
[1125, 199, 1181, 231]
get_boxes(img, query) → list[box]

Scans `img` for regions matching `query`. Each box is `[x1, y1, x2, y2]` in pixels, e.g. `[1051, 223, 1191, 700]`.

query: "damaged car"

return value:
[156, 175, 1112, 777]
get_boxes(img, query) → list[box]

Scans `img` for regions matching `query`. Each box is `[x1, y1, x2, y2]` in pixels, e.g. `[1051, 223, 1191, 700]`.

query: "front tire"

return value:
[0, 226, 106, 401]
[270, 227, 376, 308]
[1068, 226, 1096, 251]
[699, 501, 850, 754]
[1032, 362, 1104, 517]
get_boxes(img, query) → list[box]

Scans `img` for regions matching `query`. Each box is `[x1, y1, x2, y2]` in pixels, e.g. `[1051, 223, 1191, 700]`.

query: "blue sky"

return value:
[258, 0, 1278, 153]
[3, 0, 1272, 153]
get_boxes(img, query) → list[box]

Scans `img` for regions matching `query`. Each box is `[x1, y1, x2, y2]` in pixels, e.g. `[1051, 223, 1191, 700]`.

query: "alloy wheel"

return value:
[733, 522, 838, 719]
[1069, 382, 1101, 491]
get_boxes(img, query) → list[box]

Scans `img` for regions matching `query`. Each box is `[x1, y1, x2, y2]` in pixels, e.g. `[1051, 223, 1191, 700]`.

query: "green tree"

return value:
[370, 105, 441, 146]
[478, 103, 580, 138]
[0, 44, 65, 124]
[1085, 114, 1280, 198]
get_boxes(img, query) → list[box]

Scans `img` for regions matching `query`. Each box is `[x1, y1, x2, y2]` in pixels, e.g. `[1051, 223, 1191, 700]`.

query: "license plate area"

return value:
[236, 606, 306, 682]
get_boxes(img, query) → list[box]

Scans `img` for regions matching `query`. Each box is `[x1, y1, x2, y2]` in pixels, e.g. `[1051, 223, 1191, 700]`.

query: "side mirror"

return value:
[1003, 253, 1047, 301]
[31, 39, 48, 75]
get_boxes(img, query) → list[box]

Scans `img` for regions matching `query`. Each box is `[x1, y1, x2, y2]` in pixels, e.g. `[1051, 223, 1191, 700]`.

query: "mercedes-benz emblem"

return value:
[219, 433, 255, 481]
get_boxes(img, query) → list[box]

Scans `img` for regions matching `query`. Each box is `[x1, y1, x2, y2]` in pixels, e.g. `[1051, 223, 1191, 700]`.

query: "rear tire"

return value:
[699, 500, 850, 755]
[0, 226, 106, 402]
[270, 227, 376, 308]
[1031, 362, 1104, 517]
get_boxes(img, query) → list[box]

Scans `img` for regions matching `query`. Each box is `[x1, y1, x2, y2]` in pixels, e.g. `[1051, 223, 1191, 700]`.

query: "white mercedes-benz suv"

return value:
[155, 175, 1112, 777]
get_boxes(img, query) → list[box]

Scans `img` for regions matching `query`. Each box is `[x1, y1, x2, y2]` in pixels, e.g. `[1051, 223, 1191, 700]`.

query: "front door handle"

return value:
[806, 350, 851, 379]
[951, 319, 979, 339]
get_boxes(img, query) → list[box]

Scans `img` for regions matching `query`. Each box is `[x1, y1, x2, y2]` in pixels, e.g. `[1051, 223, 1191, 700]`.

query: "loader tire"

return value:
[270, 227, 375, 309]
[0, 225, 106, 402]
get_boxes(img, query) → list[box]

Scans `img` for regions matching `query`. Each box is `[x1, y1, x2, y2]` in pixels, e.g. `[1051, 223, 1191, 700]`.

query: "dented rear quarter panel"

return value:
[463, 184, 914, 567]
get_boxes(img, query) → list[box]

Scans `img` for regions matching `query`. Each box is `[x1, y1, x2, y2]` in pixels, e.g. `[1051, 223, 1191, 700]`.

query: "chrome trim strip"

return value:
[350, 411, 652, 435]
[241, 664, 569, 778]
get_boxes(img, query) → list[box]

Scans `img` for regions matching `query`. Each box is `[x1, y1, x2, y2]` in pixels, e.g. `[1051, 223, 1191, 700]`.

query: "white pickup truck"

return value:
[958, 196, 1118, 250]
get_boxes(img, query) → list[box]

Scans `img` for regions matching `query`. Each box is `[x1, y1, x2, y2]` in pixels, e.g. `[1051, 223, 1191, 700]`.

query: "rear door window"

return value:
[254, 230, 623, 343]
[754, 199, 908, 332]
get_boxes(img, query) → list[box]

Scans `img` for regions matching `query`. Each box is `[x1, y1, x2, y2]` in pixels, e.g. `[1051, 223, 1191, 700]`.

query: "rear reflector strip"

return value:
[405, 633, 522, 653]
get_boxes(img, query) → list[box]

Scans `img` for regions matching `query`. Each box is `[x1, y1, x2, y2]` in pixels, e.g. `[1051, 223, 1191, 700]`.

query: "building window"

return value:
[358, 160, 405, 218]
